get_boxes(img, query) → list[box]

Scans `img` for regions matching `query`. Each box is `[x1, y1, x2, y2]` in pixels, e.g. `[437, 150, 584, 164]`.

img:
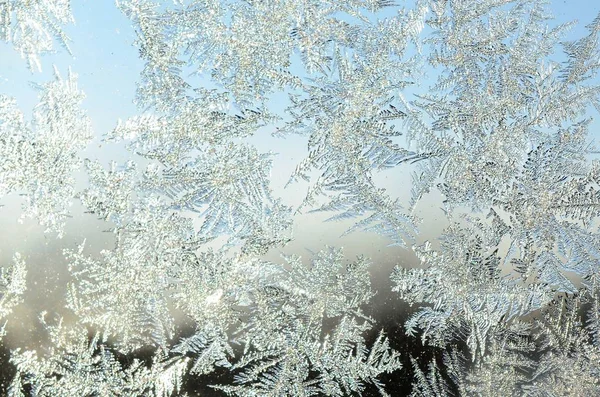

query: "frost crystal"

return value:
[10, 316, 189, 397]
[0, 0, 74, 71]
[0, 253, 26, 324]
[0, 67, 92, 236]
[2, 0, 600, 396]
[212, 248, 402, 396]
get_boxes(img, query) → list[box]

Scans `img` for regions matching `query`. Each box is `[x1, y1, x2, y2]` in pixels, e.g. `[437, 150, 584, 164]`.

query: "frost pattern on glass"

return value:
[64, 201, 200, 352]
[0, 253, 26, 332]
[10, 315, 189, 397]
[393, 0, 600, 395]
[211, 248, 402, 396]
[410, 296, 600, 396]
[116, 0, 427, 248]
[0, 0, 73, 71]
[1, 0, 600, 396]
[391, 223, 550, 360]
[0, 68, 92, 237]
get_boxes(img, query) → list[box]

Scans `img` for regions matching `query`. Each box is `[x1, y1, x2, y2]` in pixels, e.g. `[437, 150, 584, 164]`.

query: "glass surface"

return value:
[1, 0, 600, 395]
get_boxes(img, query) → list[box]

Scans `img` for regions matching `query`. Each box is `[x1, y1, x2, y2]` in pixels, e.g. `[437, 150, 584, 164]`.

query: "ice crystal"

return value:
[211, 248, 402, 396]
[411, 297, 600, 396]
[0, 0, 74, 71]
[0, 253, 26, 325]
[0, 67, 92, 236]
[523, 296, 600, 396]
[391, 223, 550, 359]
[10, 315, 189, 397]
[2, 0, 600, 396]
[64, 202, 199, 352]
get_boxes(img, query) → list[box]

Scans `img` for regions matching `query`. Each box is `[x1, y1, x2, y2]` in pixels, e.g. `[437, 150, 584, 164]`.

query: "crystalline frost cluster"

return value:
[1, 0, 600, 395]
